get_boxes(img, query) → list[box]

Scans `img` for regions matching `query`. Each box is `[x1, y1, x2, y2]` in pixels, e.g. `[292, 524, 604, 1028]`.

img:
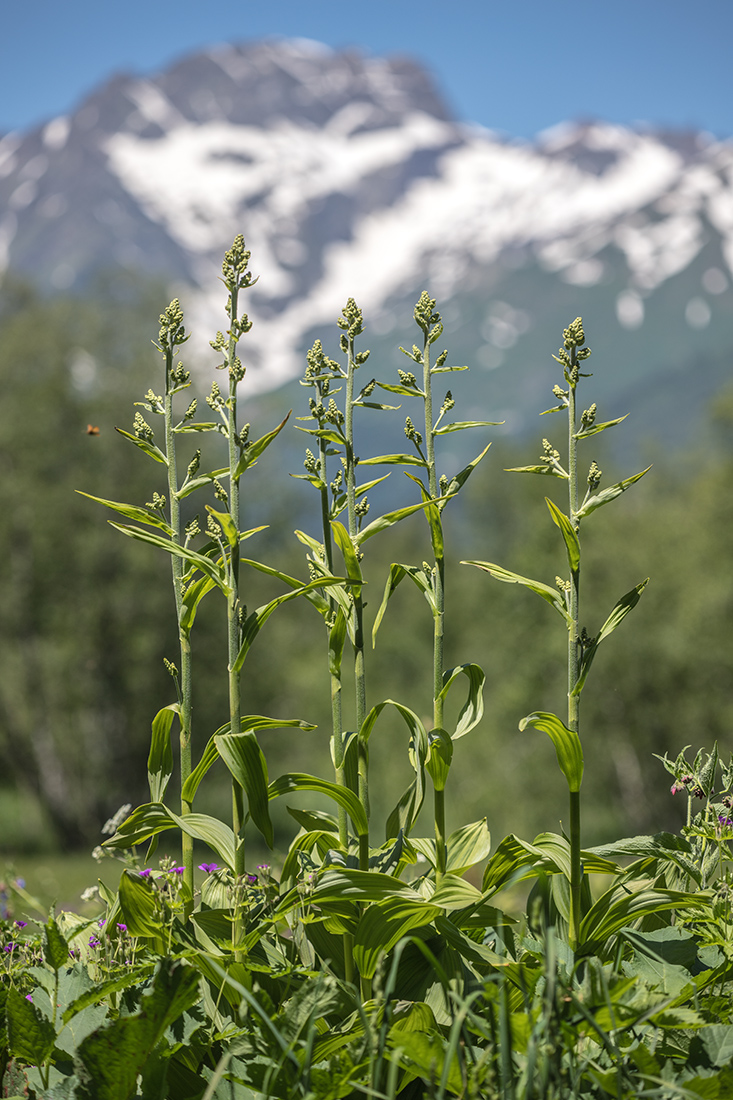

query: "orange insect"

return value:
[86, 424, 100, 436]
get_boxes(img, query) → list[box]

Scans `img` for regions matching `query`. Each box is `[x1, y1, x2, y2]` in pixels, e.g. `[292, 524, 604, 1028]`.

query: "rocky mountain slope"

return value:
[1, 38, 732, 447]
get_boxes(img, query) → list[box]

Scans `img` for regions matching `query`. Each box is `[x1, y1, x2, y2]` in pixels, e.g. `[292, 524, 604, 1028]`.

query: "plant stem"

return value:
[164, 353, 194, 915]
[421, 323, 447, 883]
[344, 324, 369, 858]
[567, 345, 582, 950]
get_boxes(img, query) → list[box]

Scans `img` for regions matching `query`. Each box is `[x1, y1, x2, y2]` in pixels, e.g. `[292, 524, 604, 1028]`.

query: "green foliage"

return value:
[3, 252, 733, 1099]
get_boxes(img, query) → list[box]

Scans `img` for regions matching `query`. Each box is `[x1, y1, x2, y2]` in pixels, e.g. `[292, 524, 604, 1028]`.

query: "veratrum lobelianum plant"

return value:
[5, 242, 733, 1099]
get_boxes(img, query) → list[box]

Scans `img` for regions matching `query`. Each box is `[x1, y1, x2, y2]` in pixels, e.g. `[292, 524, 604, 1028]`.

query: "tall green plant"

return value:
[465, 317, 650, 947]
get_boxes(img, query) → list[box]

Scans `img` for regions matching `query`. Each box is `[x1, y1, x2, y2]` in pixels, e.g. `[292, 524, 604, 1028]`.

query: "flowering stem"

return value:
[567, 340, 582, 950]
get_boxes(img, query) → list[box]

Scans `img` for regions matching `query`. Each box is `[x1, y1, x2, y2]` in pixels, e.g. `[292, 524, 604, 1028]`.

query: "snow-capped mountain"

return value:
[1, 38, 732, 444]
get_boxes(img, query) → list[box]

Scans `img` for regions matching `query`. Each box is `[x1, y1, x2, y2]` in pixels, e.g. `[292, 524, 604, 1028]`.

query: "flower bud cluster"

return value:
[398, 369, 418, 388]
[414, 291, 440, 334]
[146, 491, 166, 511]
[337, 297, 365, 342]
[158, 299, 187, 352]
[222, 234, 255, 292]
[404, 416, 422, 447]
[587, 461, 602, 490]
[133, 412, 154, 442]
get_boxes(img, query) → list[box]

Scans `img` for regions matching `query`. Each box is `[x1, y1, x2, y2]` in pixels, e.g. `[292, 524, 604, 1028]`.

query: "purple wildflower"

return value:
[117, 923, 127, 932]
[719, 815, 733, 827]
[138, 869, 151, 878]
[173, 866, 185, 875]
[14, 878, 25, 889]
[14, 920, 27, 928]
[26, 994, 33, 1002]
[4, 943, 15, 953]
[198, 863, 219, 873]
[245, 874, 258, 885]
[88, 936, 100, 948]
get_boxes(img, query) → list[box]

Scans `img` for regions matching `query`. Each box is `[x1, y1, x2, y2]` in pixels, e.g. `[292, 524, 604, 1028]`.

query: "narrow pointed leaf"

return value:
[440, 442, 492, 510]
[434, 419, 502, 435]
[329, 608, 347, 675]
[356, 498, 443, 545]
[519, 711, 584, 792]
[180, 574, 216, 634]
[242, 553, 331, 618]
[233, 576, 348, 672]
[576, 465, 652, 518]
[572, 578, 649, 696]
[115, 426, 168, 464]
[439, 663, 485, 739]
[75, 492, 173, 535]
[405, 472, 443, 559]
[107, 522, 228, 590]
[356, 474, 390, 495]
[546, 497, 580, 573]
[375, 381, 425, 397]
[294, 425, 345, 446]
[216, 731, 273, 848]
[506, 464, 569, 479]
[205, 505, 239, 548]
[463, 560, 571, 623]
[331, 520, 363, 581]
[432, 364, 468, 373]
[234, 412, 291, 478]
[574, 414, 628, 439]
[177, 466, 229, 499]
[353, 400, 402, 410]
[147, 703, 179, 802]
[357, 453, 429, 468]
[174, 420, 220, 433]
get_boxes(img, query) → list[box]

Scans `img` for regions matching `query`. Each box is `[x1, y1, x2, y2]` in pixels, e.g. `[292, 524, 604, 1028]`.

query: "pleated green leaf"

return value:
[215, 731, 273, 849]
[463, 560, 571, 623]
[118, 868, 162, 937]
[546, 497, 580, 572]
[519, 711, 584, 792]
[576, 465, 652, 518]
[353, 898, 440, 979]
[147, 703, 179, 802]
[310, 869, 424, 903]
[425, 728, 453, 791]
[579, 887, 706, 952]
[446, 819, 491, 875]
[428, 874, 484, 910]
[439, 663, 485, 740]
[104, 804, 236, 868]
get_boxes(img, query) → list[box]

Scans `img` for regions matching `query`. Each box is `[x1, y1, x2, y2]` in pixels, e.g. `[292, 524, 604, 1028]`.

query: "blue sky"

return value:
[2, 0, 732, 140]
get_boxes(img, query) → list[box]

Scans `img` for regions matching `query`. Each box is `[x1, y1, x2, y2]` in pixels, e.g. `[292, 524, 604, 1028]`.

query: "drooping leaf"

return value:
[576, 465, 652, 518]
[386, 777, 425, 842]
[519, 711, 584, 792]
[215, 732, 273, 848]
[75, 492, 173, 535]
[353, 898, 440, 979]
[428, 874, 484, 910]
[104, 804, 236, 868]
[462, 560, 572, 623]
[439, 663, 485, 740]
[114, 426, 168, 465]
[107, 522, 228, 591]
[545, 497, 580, 572]
[242, 553, 332, 618]
[118, 868, 162, 937]
[268, 773, 369, 838]
[180, 574, 216, 634]
[405, 472, 443, 559]
[147, 704, 179, 803]
[372, 563, 435, 645]
[234, 412, 291, 478]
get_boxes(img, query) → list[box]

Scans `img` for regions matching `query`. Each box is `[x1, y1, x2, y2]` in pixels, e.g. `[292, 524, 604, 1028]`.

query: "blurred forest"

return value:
[0, 277, 731, 857]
